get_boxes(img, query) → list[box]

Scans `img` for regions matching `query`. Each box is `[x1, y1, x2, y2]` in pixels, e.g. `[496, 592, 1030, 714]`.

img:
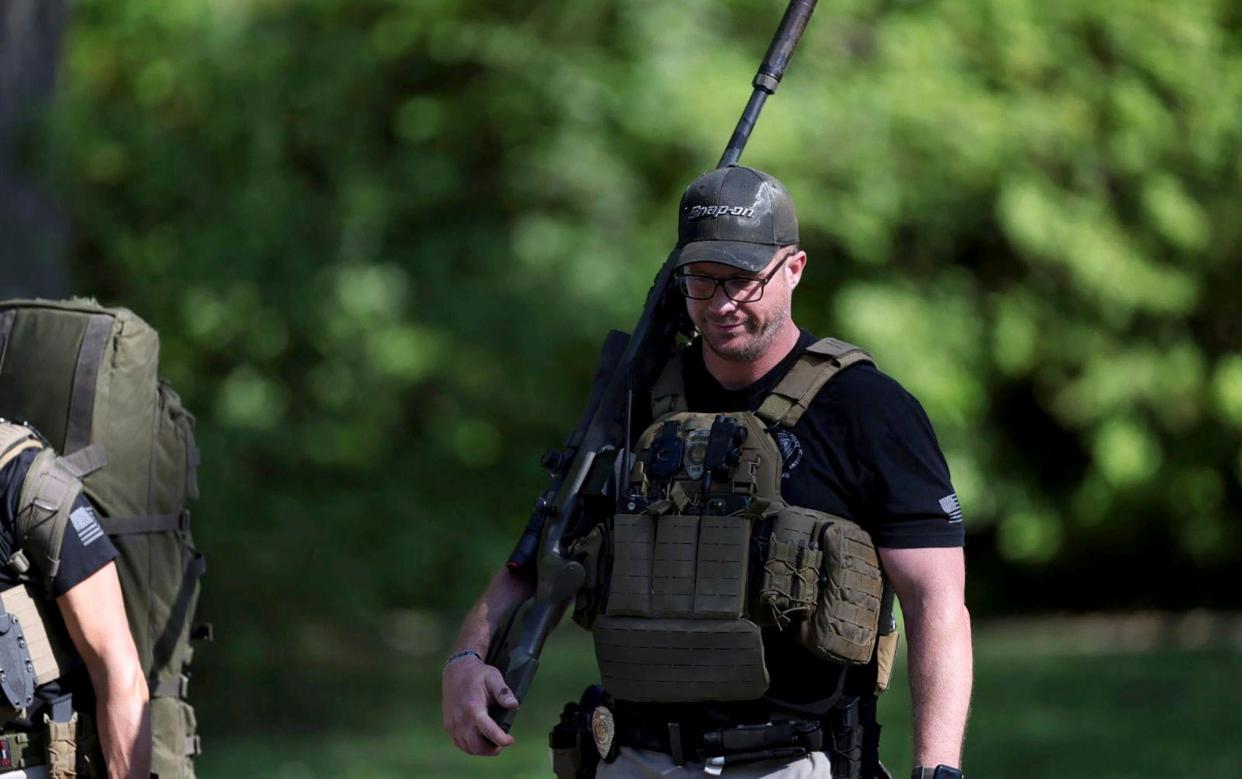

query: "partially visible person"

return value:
[0, 420, 150, 779]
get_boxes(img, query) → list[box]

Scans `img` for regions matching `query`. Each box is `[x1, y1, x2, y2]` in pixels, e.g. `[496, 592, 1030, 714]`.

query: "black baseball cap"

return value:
[675, 165, 799, 273]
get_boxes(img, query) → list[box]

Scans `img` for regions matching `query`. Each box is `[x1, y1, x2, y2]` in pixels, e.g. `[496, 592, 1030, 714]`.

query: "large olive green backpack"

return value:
[0, 299, 205, 778]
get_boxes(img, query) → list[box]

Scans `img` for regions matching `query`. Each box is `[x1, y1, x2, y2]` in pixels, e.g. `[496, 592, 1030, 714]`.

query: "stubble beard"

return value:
[700, 297, 792, 364]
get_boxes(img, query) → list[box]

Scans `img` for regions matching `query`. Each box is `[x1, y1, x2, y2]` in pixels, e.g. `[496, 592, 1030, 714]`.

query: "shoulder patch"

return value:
[938, 493, 964, 524]
[70, 505, 105, 546]
[772, 428, 804, 479]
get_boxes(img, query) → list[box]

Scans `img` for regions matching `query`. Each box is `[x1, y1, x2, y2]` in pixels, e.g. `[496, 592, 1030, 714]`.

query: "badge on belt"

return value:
[591, 702, 619, 763]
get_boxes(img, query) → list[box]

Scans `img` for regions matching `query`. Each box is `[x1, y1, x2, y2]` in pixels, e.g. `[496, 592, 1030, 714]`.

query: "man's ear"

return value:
[787, 250, 807, 287]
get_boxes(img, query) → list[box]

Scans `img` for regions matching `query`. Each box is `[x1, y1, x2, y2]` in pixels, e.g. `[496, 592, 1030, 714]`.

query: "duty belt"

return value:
[614, 713, 824, 772]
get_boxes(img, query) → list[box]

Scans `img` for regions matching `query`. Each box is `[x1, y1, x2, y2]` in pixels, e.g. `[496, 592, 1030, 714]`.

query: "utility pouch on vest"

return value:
[874, 584, 899, 694]
[593, 502, 766, 701]
[602, 513, 654, 617]
[45, 711, 77, 779]
[874, 631, 899, 694]
[756, 506, 824, 629]
[799, 518, 884, 665]
[569, 522, 610, 631]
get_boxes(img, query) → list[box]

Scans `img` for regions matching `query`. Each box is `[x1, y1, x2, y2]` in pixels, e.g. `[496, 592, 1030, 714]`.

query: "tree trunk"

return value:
[0, 0, 70, 298]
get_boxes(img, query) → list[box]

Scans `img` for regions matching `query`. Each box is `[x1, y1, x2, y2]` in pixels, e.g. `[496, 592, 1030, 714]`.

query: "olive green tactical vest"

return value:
[0, 299, 205, 778]
[572, 338, 897, 703]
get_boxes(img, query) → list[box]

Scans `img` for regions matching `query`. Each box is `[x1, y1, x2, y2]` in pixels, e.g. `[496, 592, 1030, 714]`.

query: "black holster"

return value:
[827, 695, 892, 779]
[549, 688, 606, 779]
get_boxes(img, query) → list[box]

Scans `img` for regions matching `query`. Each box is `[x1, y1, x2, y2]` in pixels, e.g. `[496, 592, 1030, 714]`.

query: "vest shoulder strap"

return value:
[756, 338, 875, 428]
[15, 448, 83, 591]
[650, 349, 689, 418]
[0, 422, 43, 473]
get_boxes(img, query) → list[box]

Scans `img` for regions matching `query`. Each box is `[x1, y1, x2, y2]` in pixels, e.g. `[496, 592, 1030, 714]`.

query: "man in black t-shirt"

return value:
[0, 431, 151, 778]
[444, 166, 972, 779]
[672, 328, 965, 713]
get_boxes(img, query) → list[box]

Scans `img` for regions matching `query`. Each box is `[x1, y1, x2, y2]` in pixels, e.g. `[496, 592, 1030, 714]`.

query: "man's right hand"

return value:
[441, 653, 520, 756]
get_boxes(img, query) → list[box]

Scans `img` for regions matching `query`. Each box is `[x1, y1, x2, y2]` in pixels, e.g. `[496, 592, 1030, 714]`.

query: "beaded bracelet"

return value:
[443, 649, 483, 671]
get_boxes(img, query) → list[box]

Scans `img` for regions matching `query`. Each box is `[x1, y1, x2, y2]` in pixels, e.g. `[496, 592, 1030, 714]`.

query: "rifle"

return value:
[485, 0, 819, 733]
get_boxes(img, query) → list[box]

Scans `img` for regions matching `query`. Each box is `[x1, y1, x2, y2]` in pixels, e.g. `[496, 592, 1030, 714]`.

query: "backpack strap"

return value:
[59, 444, 108, 478]
[0, 422, 43, 473]
[0, 309, 16, 372]
[97, 510, 190, 536]
[64, 314, 113, 454]
[650, 349, 689, 418]
[756, 338, 875, 428]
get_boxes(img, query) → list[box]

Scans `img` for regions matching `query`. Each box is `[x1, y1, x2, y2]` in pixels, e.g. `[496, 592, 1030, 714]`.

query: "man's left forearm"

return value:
[57, 563, 153, 779]
[94, 664, 152, 779]
[903, 598, 973, 768]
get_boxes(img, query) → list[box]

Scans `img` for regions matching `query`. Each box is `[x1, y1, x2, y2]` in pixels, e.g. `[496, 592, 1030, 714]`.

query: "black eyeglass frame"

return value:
[674, 252, 793, 302]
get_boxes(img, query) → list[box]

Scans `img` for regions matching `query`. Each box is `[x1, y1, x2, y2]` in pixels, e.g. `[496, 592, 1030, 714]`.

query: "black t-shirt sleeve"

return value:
[51, 496, 118, 597]
[0, 448, 34, 525]
[1, 449, 118, 596]
[821, 366, 965, 548]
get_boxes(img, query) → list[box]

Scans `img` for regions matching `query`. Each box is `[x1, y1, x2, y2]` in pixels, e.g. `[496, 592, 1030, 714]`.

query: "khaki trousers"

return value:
[596, 746, 833, 778]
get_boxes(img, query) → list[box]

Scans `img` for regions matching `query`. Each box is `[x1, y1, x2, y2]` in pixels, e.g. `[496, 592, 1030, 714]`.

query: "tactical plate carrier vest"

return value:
[571, 338, 898, 703]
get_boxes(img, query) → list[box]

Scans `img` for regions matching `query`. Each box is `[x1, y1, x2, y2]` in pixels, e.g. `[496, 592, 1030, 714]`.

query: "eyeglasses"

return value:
[675, 253, 791, 302]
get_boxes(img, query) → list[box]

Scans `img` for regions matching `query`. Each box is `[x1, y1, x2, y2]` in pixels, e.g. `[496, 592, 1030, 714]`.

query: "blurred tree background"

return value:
[3, 0, 1240, 775]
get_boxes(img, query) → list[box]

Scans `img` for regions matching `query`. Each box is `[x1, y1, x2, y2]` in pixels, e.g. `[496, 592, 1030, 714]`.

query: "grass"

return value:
[195, 622, 1242, 778]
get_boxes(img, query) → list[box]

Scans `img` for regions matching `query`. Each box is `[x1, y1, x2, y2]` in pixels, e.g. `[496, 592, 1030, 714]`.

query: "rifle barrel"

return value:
[718, 0, 818, 167]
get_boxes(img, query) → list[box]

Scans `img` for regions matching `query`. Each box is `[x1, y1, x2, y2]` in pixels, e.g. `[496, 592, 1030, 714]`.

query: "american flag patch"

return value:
[938, 493, 964, 523]
[70, 505, 105, 546]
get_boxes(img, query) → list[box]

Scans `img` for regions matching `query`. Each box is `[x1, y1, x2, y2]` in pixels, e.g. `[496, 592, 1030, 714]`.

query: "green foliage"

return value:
[32, 0, 1241, 671]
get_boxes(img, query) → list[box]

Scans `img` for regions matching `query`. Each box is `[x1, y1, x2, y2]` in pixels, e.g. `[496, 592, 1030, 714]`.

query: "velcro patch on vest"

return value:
[592, 617, 769, 702]
[70, 505, 105, 546]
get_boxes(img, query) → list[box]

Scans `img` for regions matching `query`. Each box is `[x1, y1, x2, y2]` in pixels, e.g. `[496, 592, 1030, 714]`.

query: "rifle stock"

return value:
[485, 0, 819, 734]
